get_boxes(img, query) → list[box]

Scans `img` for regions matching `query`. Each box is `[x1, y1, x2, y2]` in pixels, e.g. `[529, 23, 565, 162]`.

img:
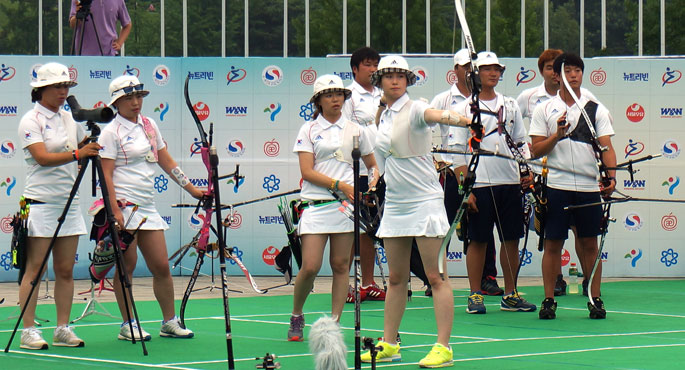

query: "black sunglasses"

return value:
[113, 84, 144, 96]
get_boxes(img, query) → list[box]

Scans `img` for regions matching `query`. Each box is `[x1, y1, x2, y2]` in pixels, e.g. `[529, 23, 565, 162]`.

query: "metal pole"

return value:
[222, 0, 226, 57]
[544, 0, 548, 50]
[638, 0, 643, 56]
[580, 0, 584, 58]
[245, 0, 249, 57]
[161, 0, 165, 56]
[38, 0, 43, 56]
[461, 0, 465, 49]
[520, 0, 525, 57]
[183, 0, 187, 57]
[426, 0, 431, 54]
[601, 0, 606, 50]
[402, 0, 406, 54]
[305, 0, 309, 57]
[58, 0, 62, 56]
[284, 0, 288, 57]
[343, 0, 347, 54]
[486, 0, 490, 51]
[366, 0, 370, 46]
[660, 0, 665, 55]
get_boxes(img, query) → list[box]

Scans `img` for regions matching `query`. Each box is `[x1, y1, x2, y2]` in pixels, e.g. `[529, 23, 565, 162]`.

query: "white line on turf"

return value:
[6, 350, 196, 369]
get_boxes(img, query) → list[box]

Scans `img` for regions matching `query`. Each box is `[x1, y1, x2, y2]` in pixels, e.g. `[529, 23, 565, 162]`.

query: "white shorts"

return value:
[27, 202, 87, 237]
[377, 198, 449, 238]
[297, 200, 353, 235]
[120, 202, 169, 231]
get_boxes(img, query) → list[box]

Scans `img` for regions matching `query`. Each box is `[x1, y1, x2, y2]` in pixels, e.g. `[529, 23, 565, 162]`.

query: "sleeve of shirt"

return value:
[410, 99, 431, 128]
[595, 104, 615, 138]
[69, 0, 76, 17]
[293, 122, 314, 153]
[528, 103, 550, 137]
[118, 0, 132, 27]
[516, 90, 529, 119]
[452, 100, 471, 145]
[97, 128, 119, 160]
[510, 102, 527, 143]
[358, 123, 374, 156]
[342, 98, 354, 122]
[429, 91, 446, 110]
[18, 115, 44, 149]
[75, 119, 87, 143]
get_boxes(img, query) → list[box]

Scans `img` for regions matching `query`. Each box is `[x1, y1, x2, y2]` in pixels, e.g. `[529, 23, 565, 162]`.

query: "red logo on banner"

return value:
[262, 246, 280, 265]
[226, 212, 242, 229]
[662, 213, 677, 231]
[0, 215, 14, 233]
[301, 67, 317, 85]
[561, 248, 571, 266]
[264, 139, 280, 157]
[626, 103, 645, 123]
[590, 68, 607, 86]
[193, 102, 210, 121]
[446, 70, 458, 85]
[68, 65, 78, 83]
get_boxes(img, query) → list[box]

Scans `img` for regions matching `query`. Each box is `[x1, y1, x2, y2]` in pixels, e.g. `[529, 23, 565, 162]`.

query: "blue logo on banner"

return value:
[624, 249, 642, 267]
[516, 67, 536, 86]
[299, 102, 314, 121]
[226, 66, 247, 85]
[519, 249, 533, 267]
[154, 102, 169, 121]
[229, 246, 244, 265]
[264, 103, 282, 121]
[1, 176, 16, 196]
[661, 67, 682, 86]
[1, 251, 12, 271]
[154, 174, 168, 193]
[263, 174, 280, 193]
[376, 246, 387, 264]
[660, 248, 678, 266]
[0, 64, 16, 83]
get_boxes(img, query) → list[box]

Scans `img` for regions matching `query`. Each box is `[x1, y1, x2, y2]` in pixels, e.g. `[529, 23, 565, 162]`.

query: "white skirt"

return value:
[297, 201, 353, 235]
[120, 203, 169, 231]
[27, 202, 87, 237]
[377, 198, 449, 238]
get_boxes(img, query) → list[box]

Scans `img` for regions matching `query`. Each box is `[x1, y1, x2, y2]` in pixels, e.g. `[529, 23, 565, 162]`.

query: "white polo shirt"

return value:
[453, 92, 527, 188]
[430, 83, 470, 163]
[342, 80, 382, 176]
[19, 102, 86, 202]
[98, 114, 166, 205]
[529, 94, 614, 192]
[376, 93, 443, 203]
[293, 114, 373, 200]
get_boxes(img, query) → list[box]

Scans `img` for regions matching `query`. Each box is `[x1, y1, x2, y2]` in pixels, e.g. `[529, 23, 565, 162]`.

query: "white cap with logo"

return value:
[371, 55, 417, 87]
[108, 75, 150, 106]
[453, 49, 471, 67]
[476, 51, 506, 72]
[310, 74, 351, 103]
[30, 62, 77, 88]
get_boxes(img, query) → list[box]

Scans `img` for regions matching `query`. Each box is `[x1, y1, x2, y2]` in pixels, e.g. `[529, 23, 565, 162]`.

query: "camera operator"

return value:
[16, 63, 101, 350]
[69, 0, 132, 56]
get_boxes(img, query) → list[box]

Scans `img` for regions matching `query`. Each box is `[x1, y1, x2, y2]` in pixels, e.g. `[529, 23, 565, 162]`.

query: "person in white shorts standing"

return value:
[98, 75, 204, 341]
[17, 62, 101, 350]
[287, 74, 379, 341]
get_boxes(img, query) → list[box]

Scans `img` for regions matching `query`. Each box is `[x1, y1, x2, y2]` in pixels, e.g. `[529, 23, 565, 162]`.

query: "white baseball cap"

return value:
[476, 51, 506, 72]
[371, 55, 417, 87]
[30, 62, 77, 88]
[310, 74, 351, 103]
[453, 49, 471, 67]
[108, 75, 150, 106]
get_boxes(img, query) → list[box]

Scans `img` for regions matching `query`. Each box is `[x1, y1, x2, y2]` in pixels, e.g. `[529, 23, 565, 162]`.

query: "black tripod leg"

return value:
[93, 156, 148, 355]
[4, 156, 90, 352]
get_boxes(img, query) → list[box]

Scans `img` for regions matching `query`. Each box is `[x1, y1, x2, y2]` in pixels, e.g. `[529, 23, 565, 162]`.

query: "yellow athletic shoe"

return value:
[418, 343, 454, 368]
[360, 340, 401, 363]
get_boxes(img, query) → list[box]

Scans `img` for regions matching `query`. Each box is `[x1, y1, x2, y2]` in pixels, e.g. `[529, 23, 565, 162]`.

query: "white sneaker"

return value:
[53, 325, 85, 347]
[160, 316, 194, 338]
[20, 327, 48, 350]
[118, 320, 151, 341]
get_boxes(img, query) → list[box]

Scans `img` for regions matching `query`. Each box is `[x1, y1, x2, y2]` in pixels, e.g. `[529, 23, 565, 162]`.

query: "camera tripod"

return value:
[70, 3, 104, 56]
[4, 121, 147, 355]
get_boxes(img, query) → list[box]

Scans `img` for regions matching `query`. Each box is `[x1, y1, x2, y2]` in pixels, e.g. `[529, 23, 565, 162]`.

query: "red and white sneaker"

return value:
[346, 284, 368, 303]
[361, 283, 386, 301]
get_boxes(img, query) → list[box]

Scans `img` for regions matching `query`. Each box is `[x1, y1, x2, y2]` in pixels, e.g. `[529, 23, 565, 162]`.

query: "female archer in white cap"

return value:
[360, 55, 470, 368]
[98, 75, 203, 342]
[287, 74, 379, 342]
[17, 62, 101, 350]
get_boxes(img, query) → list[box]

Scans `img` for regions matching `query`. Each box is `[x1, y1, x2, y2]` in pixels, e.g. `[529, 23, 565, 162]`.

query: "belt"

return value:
[24, 198, 45, 205]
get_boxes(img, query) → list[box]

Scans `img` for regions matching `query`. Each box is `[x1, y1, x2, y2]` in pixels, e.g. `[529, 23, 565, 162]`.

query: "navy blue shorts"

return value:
[468, 185, 524, 242]
[544, 188, 602, 240]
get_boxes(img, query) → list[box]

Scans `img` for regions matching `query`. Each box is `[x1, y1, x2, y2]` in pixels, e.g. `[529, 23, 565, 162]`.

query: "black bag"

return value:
[10, 212, 28, 285]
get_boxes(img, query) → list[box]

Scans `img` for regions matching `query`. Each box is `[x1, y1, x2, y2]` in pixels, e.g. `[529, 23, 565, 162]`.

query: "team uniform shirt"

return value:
[517, 84, 597, 121]
[376, 93, 443, 203]
[19, 102, 86, 202]
[342, 80, 382, 176]
[453, 92, 527, 188]
[98, 114, 166, 205]
[430, 83, 470, 164]
[293, 114, 373, 201]
[529, 93, 614, 192]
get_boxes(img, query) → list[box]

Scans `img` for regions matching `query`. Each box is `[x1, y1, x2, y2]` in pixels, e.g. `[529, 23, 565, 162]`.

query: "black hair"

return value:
[553, 52, 584, 75]
[350, 46, 380, 78]
[31, 87, 44, 103]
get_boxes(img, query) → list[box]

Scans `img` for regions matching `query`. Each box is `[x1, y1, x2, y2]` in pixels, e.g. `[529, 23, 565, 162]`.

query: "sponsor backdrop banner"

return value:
[0, 56, 682, 282]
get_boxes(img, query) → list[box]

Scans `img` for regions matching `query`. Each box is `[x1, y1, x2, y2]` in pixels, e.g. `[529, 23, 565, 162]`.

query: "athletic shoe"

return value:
[538, 298, 557, 320]
[361, 283, 386, 301]
[418, 343, 454, 368]
[20, 327, 48, 350]
[582, 279, 589, 297]
[480, 276, 504, 296]
[554, 274, 567, 296]
[346, 285, 368, 303]
[588, 297, 606, 319]
[160, 316, 194, 338]
[425, 285, 433, 297]
[501, 291, 537, 312]
[287, 314, 305, 341]
[466, 292, 486, 314]
[360, 340, 401, 363]
[118, 320, 152, 341]
[53, 325, 85, 347]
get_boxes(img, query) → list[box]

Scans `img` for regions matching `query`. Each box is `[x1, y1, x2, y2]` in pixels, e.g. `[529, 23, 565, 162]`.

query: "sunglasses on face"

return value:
[113, 84, 144, 96]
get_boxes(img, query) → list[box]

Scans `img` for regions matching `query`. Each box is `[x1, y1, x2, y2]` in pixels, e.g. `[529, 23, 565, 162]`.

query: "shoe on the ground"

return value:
[160, 316, 194, 338]
[425, 285, 432, 297]
[501, 291, 537, 312]
[53, 325, 84, 347]
[466, 292, 486, 314]
[361, 283, 386, 301]
[346, 284, 368, 303]
[287, 314, 305, 341]
[554, 274, 567, 296]
[20, 327, 48, 350]
[582, 279, 589, 297]
[481, 276, 504, 296]
[419, 343, 454, 368]
[361, 340, 401, 363]
[118, 320, 152, 341]
[539, 298, 557, 319]
[588, 297, 606, 319]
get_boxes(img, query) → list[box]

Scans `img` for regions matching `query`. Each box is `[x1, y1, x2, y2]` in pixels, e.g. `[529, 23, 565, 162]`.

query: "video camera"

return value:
[75, 0, 93, 20]
[67, 95, 114, 123]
